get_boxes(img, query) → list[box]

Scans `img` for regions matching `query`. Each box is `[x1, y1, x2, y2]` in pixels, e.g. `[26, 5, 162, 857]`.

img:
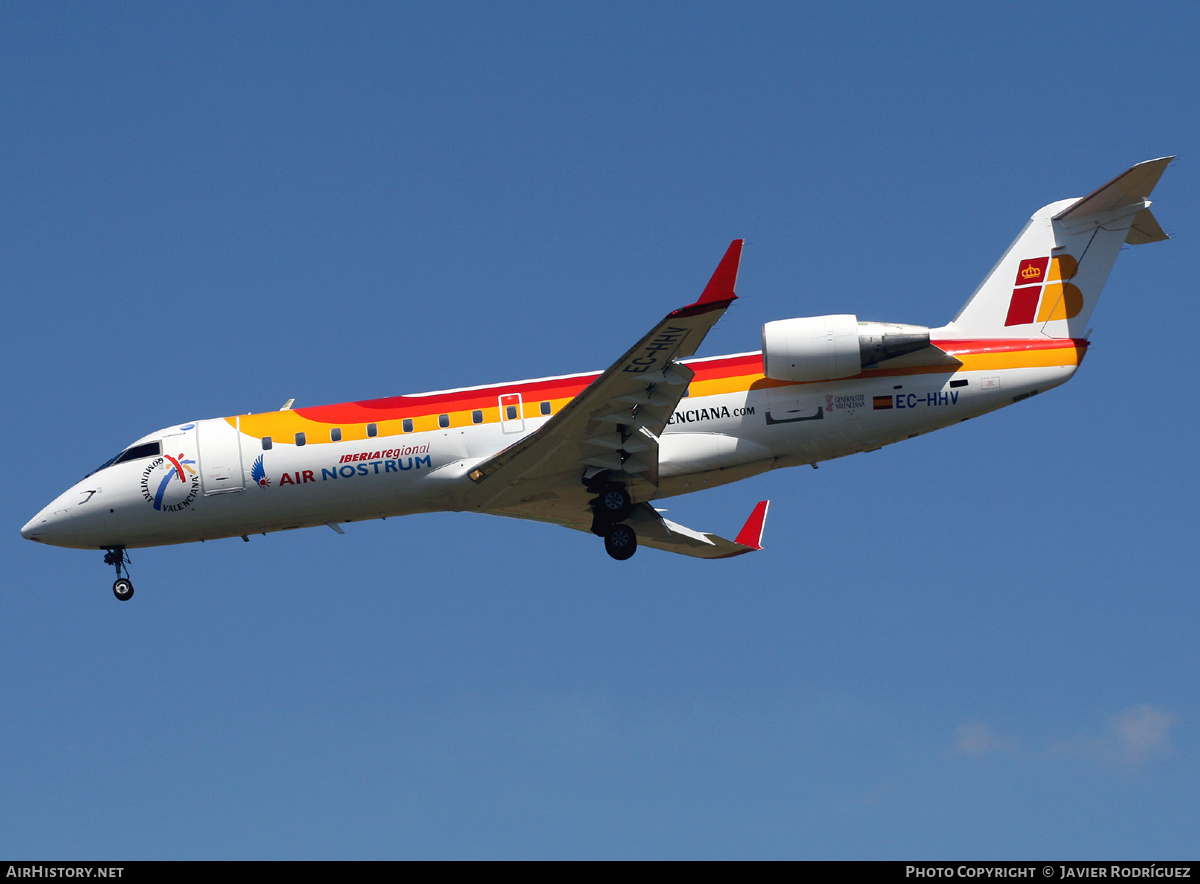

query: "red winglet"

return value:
[697, 239, 743, 304]
[672, 239, 743, 317]
[733, 500, 770, 550]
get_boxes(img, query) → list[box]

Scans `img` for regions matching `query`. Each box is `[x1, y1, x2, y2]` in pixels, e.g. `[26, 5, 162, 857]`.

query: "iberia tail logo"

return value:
[1004, 255, 1083, 326]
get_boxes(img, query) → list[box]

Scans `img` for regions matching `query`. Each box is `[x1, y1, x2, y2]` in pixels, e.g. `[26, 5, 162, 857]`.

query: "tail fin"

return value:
[944, 157, 1173, 339]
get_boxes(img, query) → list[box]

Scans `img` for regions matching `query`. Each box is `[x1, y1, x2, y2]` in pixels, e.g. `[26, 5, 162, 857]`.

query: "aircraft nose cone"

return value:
[21, 512, 46, 541]
[21, 487, 115, 549]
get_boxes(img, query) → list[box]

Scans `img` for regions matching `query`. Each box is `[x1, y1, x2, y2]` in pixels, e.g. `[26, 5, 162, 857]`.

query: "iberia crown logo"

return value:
[1004, 255, 1083, 326]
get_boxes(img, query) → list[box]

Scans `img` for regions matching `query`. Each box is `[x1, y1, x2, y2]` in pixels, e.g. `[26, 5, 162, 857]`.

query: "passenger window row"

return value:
[260, 401, 555, 449]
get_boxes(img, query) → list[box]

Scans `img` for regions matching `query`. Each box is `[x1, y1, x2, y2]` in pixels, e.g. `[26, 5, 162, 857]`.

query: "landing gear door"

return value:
[764, 384, 826, 427]
[196, 417, 246, 495]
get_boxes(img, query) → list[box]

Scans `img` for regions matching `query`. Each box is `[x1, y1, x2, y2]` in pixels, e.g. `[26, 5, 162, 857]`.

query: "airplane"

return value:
[21, 158, 1173, 600]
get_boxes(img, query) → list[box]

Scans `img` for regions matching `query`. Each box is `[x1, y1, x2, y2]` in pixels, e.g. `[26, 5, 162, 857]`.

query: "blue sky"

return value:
[3, 1, 1197, 859]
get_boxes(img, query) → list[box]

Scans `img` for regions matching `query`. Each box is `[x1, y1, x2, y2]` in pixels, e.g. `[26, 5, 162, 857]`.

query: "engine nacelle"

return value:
[761, 315, 930, 382]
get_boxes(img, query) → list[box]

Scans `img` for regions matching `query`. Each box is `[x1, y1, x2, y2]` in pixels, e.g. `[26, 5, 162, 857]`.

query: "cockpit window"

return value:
[90, 441, 162, 476]
[115, 441, 162, 464]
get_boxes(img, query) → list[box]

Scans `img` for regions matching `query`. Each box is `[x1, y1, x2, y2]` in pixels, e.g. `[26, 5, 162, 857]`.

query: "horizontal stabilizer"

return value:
[1125, 207, 1169, 244]
[1053, 156, 1174, 222]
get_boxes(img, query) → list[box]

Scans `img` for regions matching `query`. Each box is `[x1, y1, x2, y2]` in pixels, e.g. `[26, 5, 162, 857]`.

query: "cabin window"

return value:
[367, 423, 378, 437]
[262, 437, 273, 450]
[295, 432, 306, 446]
[330, 428, 342, 442]
[540, 401, 551, 415]
[438, 414, 450, 429]
[505, 405, 518, 420]
[402, 419, 413, 433]
[472, 410, 483, 424]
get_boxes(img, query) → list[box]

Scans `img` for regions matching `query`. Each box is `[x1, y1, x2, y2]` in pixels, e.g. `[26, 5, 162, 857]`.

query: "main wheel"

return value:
[604, 524, 638, 561]
[595, 484, 633, 522]
[113, 578, 134, 601]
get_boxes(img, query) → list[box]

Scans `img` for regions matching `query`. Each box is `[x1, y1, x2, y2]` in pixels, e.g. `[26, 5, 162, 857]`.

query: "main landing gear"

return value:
[602, 523, 638, 561]
[588, 476, 638, 561]
[103, 547, 134, 601]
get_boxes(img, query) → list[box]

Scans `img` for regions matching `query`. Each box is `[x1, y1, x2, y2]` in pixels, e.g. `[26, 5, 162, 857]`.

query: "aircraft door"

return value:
[196, 417, 246, 495]
[500, 393, 525, 434]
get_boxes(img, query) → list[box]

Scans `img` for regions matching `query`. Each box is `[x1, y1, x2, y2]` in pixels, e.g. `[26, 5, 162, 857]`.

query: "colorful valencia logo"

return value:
[139, 453, 200, 512]
[1004, 255, 1083, 327]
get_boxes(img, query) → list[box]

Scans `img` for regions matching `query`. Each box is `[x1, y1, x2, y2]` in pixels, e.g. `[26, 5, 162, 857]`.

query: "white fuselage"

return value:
[21, 344, 1076, 551]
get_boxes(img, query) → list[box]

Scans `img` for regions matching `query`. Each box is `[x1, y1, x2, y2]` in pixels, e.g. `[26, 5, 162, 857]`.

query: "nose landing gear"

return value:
[103, 547, 134, 601]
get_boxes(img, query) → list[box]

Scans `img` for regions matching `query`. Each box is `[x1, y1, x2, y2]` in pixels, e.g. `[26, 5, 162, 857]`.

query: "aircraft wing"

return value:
[627, 499, 769, 558]
[466, 240, 743, 509]
[481, 496, 770, 559]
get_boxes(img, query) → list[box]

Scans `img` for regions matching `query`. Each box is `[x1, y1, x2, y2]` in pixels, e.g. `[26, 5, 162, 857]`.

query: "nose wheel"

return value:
[103, 547, 134, 601]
